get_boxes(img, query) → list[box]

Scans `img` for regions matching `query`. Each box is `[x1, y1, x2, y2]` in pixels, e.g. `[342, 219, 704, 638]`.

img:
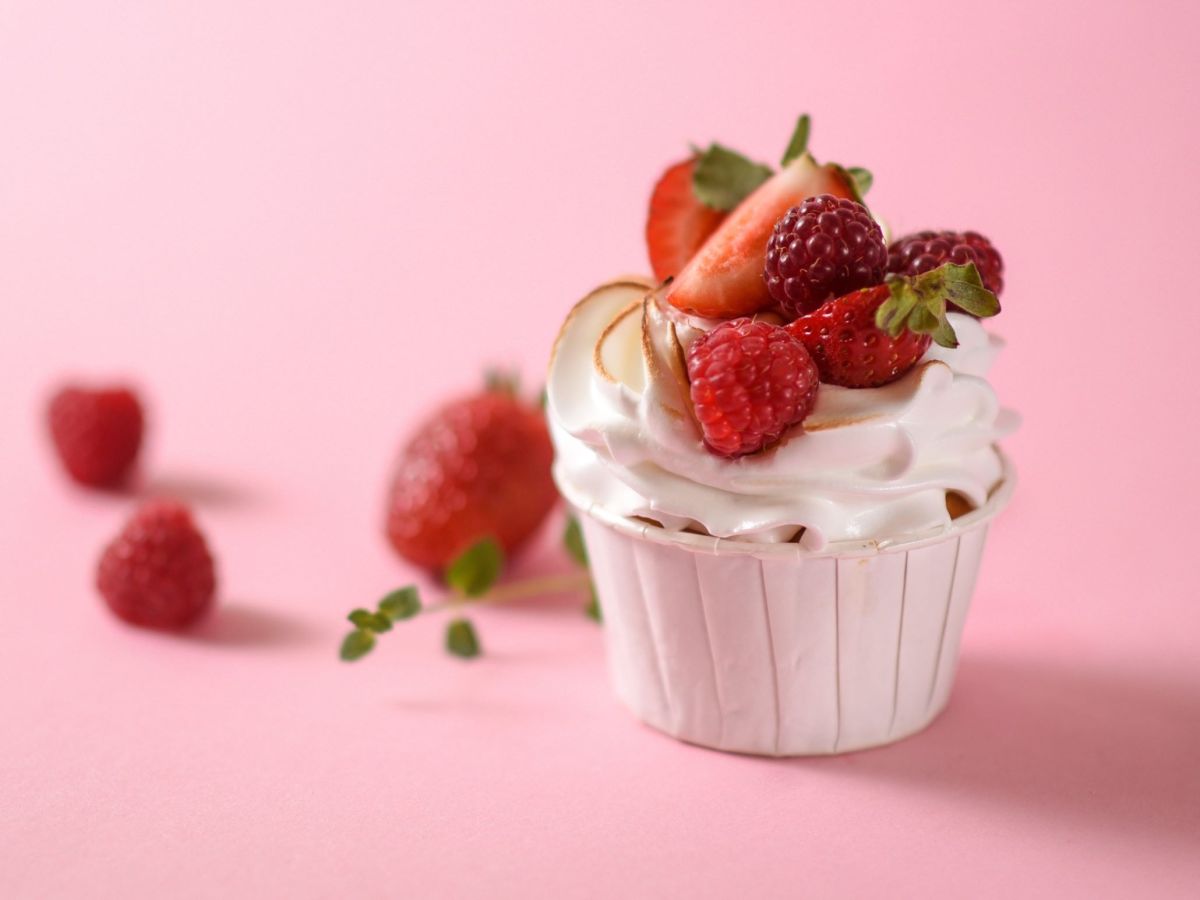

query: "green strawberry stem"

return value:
[876, 262, 1000, 349]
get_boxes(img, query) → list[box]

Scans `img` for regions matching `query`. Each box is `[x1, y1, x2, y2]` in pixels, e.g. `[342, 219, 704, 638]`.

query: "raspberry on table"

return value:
[886, 230, 1004, 300]
[96, 500, 217, 630]
[687, 318, 819, 457]
[764, 194, 887, 318]
[48, 385, 144, 488]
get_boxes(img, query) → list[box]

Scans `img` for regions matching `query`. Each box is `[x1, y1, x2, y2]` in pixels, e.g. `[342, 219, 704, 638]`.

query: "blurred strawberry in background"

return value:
[384, 379, 558, 570]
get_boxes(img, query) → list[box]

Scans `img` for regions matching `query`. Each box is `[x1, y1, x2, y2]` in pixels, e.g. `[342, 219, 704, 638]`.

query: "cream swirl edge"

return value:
[547, 278, 1018, 550]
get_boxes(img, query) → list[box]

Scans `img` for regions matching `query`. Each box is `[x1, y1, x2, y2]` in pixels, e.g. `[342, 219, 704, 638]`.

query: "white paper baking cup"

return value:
[566, 458, 1015, 756]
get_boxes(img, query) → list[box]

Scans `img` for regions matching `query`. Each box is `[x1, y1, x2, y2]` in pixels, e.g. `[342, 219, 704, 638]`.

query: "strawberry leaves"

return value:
[691, 145, 773, 211]
[876, 262, 1000, 349]
[691, 114, 874, 214]
[779, 114, 812, 166]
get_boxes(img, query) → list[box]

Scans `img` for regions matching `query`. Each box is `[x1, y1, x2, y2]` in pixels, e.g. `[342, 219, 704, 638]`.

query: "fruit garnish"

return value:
[666, 115, 868, 318]
[384, 381, 558, 570]
[786, 262, 1000, 388]
[48, 384, 144, 488]
[763, 194, 887, 317]
[646, 158, 728, 281]
[686, 317, 819, 457]
[340, 524, 596, 662]
[96, 500, 216, 630]
[886, 230, 1004, 303]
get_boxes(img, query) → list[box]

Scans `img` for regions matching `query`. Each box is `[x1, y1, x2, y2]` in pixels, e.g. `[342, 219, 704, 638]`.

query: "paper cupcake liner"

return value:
[571, 462, 1014, 756]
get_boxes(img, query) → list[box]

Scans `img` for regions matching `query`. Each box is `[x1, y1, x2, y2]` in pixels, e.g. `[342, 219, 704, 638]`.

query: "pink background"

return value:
[2, 1, 1199, 896]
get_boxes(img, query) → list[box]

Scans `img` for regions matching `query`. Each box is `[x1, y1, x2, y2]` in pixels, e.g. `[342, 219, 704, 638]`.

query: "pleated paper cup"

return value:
[566, 459, 1015, 756]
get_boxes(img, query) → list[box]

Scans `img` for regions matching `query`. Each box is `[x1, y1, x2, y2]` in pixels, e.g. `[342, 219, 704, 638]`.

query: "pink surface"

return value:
[2, 1, 1199, 896]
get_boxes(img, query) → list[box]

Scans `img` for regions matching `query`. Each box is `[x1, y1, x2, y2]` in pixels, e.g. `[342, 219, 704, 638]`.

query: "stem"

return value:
[425, 571, 592, 614]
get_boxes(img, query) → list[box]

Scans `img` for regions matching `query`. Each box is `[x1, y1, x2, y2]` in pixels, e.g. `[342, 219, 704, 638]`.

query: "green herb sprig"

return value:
[339, 520, 598, 663]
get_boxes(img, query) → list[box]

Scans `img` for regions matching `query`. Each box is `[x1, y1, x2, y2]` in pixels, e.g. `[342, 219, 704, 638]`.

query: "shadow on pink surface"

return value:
[829, 652, 1200, 845]
[138, 470, 263, 510]
[190, 603, 321, 649]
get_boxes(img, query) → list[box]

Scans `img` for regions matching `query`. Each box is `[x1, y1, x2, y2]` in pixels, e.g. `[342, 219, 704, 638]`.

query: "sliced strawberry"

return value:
[666, 154, 856, 318]
[645, 159, 727, 282]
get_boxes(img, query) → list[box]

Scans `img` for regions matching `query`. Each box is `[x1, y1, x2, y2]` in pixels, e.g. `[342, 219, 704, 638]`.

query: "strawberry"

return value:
[48, 385, 144, 488]
[666, 117, 862, 318]
[96, 500, 217, 629]
[786, 262, 1000, 388]
[645, 158, 727, 282]
[384, 385, 557, 570]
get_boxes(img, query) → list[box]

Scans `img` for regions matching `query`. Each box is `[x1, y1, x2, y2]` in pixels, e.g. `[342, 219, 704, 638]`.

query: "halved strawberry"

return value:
[666, 153, 856, 318]
[645, 158, 727, 282]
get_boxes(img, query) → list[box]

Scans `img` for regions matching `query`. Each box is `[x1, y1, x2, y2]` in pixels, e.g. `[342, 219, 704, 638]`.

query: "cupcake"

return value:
[546, 116, 1016, 756]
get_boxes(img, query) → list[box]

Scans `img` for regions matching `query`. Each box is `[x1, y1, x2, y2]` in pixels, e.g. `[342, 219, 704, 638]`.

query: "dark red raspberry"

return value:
[687, 318, 819, 457]
[96, 500, 217, 629]
[763, 194, 887, 318]
[48, 385, 144, 487]
[886, 230, 1004, 300]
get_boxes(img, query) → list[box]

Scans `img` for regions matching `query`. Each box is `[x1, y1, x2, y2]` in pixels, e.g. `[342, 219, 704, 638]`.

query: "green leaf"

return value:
[445, 537, 505, 598]
[339, 629, 375, 662]
[445, 618, 481, 659]
[484, 368, 519, 394]
[347, 608, 376, 629]
[378, 586, 421, 621]
[584, 584, 602, 623]
[691, 144, 773, 211]
[780, 114, 811, 166]
[847, 166, 873, 196]
[931, 316, 959, 349]
[908, 304, 939, 335]
[876, 284, 919, 337]
[366, 613, 392, 633]
[828, 163, 868, 207]
[563, 516, 588, 568]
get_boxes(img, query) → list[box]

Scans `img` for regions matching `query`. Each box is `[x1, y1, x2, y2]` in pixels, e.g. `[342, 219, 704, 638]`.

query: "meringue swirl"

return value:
[547, 279, 1018, 551]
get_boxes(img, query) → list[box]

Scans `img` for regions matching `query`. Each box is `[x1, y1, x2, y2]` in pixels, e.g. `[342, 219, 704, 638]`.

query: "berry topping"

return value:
[385, 386, 558, 569]
[666, 117, 862, 319]
[886, 230, 1004, 301]
[687, 318, 819, 457]
[764, 194, 887, 317]
[48, 385, 144, 488]
[96, 500, 217, 629]
[786, 262, 1000, 388]
[646, 158, 728, 281]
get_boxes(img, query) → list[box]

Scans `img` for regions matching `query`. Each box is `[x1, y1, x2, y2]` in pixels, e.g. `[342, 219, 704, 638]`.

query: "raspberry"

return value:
[687, 318, 819, 457]
[763, 194, 887, 318]
[385, 389, 558, 569]
[96, 500, 217, 629]
[48, 385, 144, 487]
[886, 230, 1004, 300]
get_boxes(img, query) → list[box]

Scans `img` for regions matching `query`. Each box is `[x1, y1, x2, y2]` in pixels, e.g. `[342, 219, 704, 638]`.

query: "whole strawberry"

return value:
[687, 318, 819, 457]
[787, 263, 1000, 388]
[97, 500, 217, 629]
[48, 385, 144, 487]
[886, 230, 1004, 300]
[764, 194, 887, 317]
[385, 386, 557, 569]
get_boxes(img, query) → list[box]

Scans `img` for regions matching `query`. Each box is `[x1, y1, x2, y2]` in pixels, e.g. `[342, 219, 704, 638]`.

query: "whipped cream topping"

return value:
[547, 279, 1018, 551]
